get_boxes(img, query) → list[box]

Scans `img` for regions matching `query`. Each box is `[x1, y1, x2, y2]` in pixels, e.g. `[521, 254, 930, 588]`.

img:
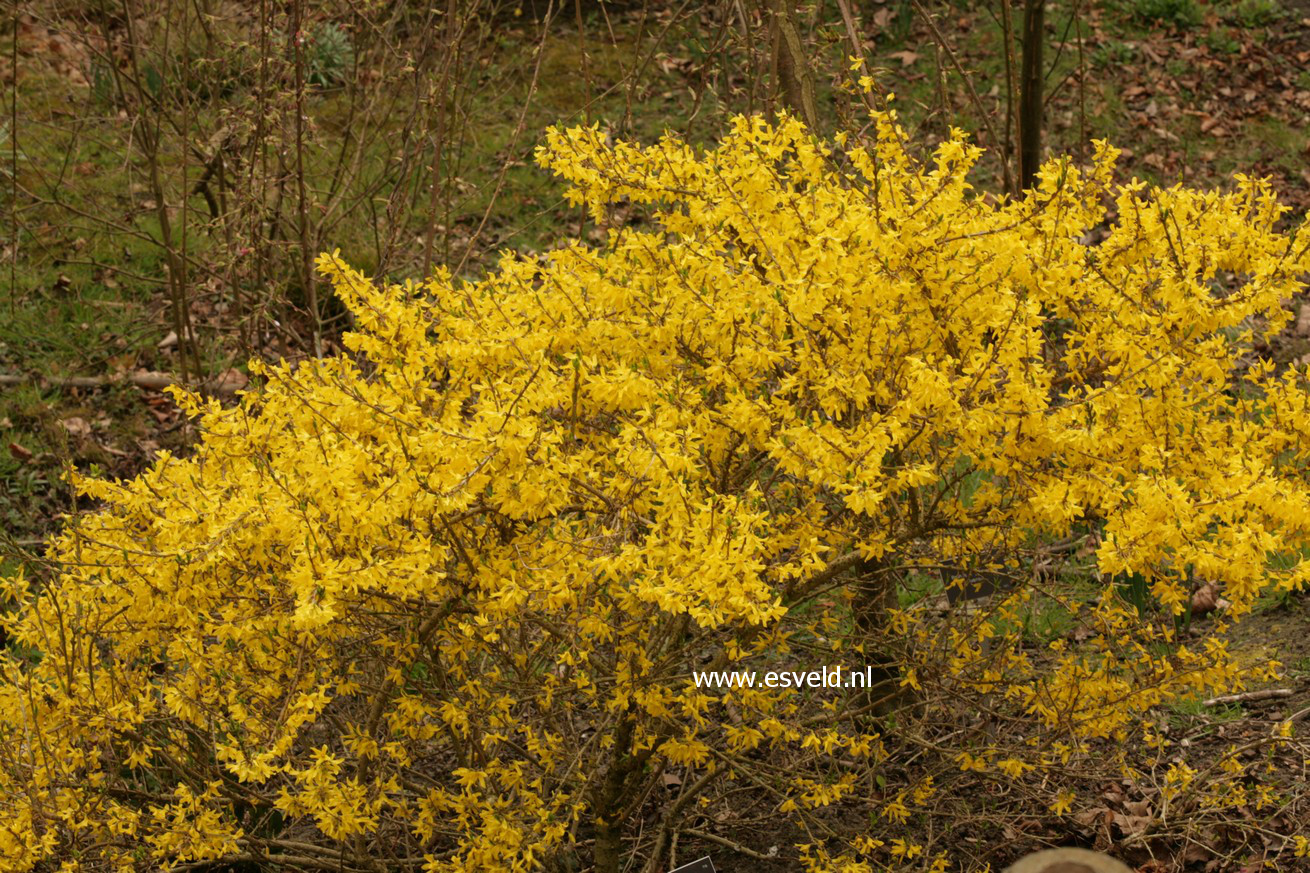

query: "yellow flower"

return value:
[1050, 790, 1076, 816]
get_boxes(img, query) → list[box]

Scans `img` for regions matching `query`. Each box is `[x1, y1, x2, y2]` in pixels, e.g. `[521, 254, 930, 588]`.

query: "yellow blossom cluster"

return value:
[1, 112, 1308, 871]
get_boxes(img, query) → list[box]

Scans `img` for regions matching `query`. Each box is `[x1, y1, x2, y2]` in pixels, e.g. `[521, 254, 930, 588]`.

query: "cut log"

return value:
[1004, 848, 1133, 873]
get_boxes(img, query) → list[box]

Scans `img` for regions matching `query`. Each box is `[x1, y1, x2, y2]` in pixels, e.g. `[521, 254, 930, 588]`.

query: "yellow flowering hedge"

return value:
[2, 114, 1309, 872]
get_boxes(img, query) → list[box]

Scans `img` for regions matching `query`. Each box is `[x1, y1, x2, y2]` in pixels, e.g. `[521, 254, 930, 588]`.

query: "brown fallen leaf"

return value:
[1112, 811, 1153, 837]
[887, 50, 919, 67]
[8, 441, 33, 461]
[1073, 806, 1112, 829]
[1121, 798, 1152, 817]
[60, 416, 91, 438]
[209, 368, 248, 393]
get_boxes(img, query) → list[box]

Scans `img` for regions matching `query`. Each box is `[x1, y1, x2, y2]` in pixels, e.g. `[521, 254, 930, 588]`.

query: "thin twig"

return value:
[911, 0, 1012, 194]
[681, 828, 778, 861]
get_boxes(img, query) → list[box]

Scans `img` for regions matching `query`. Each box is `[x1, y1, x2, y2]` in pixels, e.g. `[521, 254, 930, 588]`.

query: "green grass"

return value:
[897, 570, 946, 609]
[1222, 0, 1285, 27]
[1235, 119, 1310, 177]
[1167, 696, 1245, 730]
[1120, 0, 1203, 28]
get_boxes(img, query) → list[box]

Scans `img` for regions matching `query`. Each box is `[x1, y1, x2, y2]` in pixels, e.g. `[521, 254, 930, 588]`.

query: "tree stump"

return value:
[1003, 848, 1133, 873]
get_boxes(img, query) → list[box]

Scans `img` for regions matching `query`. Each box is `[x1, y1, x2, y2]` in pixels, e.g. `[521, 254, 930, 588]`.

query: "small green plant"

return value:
[1165, 58, 1191, 78]
[1227, 0, 1282, 26]
[1091, 39, 1138, 67]
[1115, 570, 1153, 616]
[89, 59, 117, 108]
[307, 22, 354, 88]
[1130, 0, 1203, 27]
[1201, 28, 1242, 54]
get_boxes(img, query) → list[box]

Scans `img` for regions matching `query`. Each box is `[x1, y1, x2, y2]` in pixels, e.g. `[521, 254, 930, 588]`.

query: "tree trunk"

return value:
[851, 558, 905, 718]
[1018, 0, 1045, 191]
[591, 716, 635, 873]
[766, 0, 819, 130]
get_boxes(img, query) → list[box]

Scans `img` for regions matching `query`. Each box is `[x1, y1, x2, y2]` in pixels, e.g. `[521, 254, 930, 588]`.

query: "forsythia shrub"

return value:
[2, 113, 1309, 872]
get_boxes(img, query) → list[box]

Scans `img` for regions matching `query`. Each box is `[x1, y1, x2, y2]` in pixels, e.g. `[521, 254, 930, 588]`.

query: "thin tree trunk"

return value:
[1018, 0, 1045, 191]
[289, 0, 321, 356]
[999, 0, 1020, 197]
[592, 716, 636, 873]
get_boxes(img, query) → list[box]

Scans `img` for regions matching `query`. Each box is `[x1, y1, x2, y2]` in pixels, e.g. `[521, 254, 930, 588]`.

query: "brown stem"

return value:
[912, 0, 1013, 195]
[640, 767, 726, 873]
[122, 0, 195, 382]
[1000, 0, 1020, 197]
[421, 0, 460, 277]
[289, 0, 320, 356]
[8, 0, 17, 319]
[833, 0, 885, 113]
